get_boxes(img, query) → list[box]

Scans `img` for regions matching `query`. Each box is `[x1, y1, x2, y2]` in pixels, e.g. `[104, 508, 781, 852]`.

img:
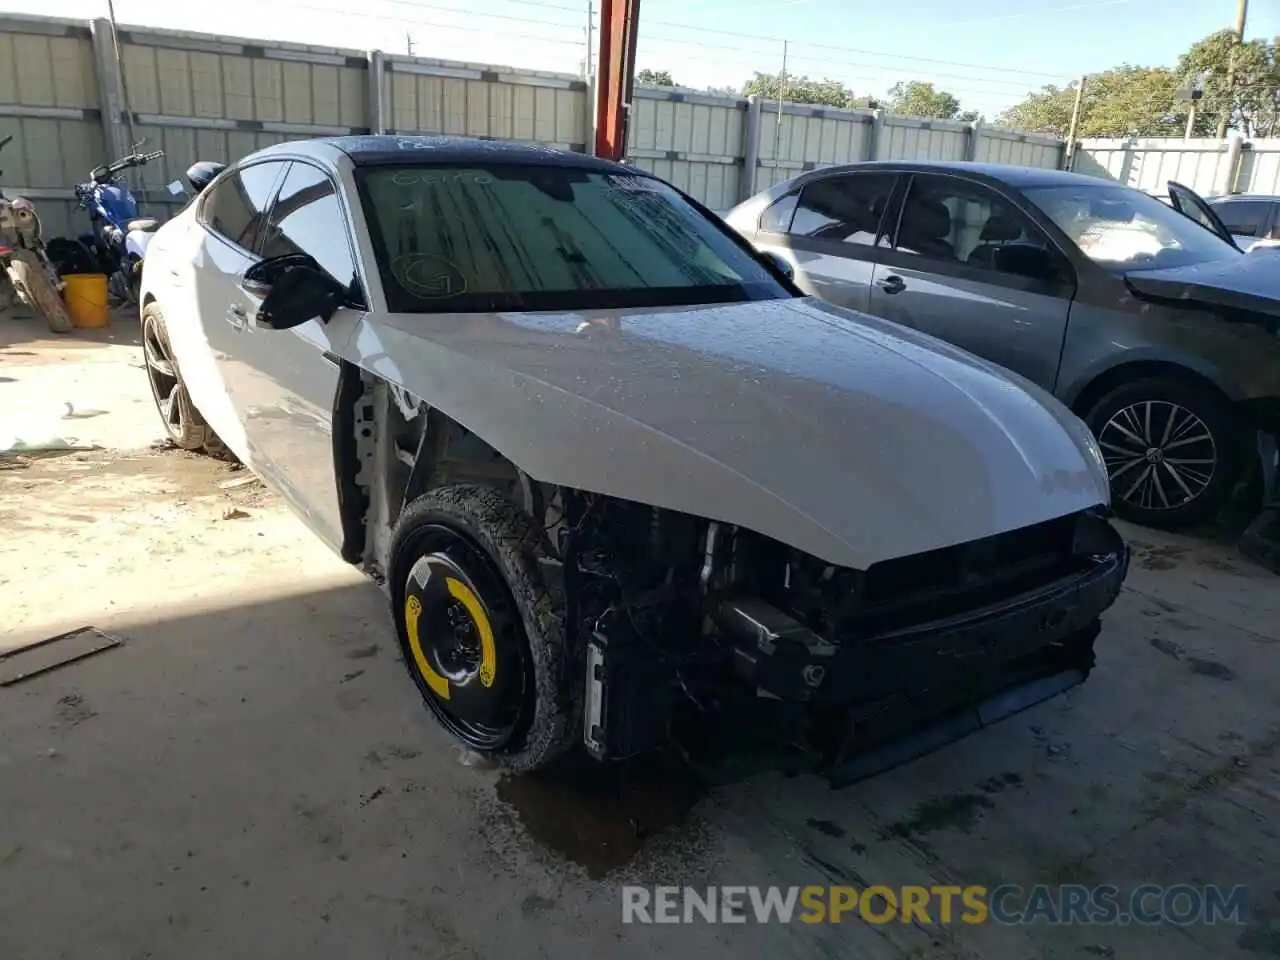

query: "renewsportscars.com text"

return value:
[621, 884, 1249, 926]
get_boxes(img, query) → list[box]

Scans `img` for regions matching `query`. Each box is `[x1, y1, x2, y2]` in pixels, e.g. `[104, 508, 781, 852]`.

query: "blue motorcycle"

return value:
[72, 147, 164, 303]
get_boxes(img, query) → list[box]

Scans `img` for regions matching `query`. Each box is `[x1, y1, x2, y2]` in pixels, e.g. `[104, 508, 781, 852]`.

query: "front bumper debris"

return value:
[719, 519, 1131, 786]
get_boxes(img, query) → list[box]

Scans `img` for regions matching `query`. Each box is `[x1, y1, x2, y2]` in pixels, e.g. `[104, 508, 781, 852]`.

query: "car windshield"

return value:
[1025, 184, 1241, 270]
[355, 164, 790, 313]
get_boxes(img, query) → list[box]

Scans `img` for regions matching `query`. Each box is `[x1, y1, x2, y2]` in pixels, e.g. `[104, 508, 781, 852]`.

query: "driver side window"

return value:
[892, 174, 1055, 280]
[259, 162, 359, 296]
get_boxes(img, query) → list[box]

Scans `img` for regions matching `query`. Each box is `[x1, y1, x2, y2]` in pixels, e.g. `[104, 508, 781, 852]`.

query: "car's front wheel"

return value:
[141, 301, 231, 458]
[389, 484, 578, 773]
[1084, 377, 1240, 529]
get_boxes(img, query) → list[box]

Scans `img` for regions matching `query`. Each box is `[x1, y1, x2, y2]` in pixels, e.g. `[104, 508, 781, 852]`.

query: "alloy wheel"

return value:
[142, 317, 187, 441]
[1098, 400, 1217, 513]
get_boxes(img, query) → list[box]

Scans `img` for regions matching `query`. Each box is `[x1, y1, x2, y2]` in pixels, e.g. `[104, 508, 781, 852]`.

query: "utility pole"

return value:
[104, 0, 138, 157]
[585, 1, 594, 78]
[1065, 74, 1086, 169]
[1185, 101, 1198, 139]
[773, 40, 787, 170]
[405, 31, 414, 56]
[1216, 0, 1249, 138]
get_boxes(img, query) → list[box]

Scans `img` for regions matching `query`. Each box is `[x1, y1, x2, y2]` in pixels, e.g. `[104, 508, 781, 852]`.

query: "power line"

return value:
[251, 0, 587, 47]
[634, 18, 1068, 79]
[408, 0, 1086, 81]
[632, 32, 1060, 92]
[373, 0, 587, 31]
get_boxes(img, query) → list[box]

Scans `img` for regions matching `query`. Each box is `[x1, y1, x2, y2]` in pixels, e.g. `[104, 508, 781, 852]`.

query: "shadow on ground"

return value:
[1, 559, 1278, 959]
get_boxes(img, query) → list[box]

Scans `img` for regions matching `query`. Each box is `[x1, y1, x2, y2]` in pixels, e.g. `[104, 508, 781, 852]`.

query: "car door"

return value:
[750, 172, 902, 313]
[1167, 180, 1239, 249]
[866, 173, 1075, 392]
[1207, 197, 1274, 251]
[190, 159, 290, 462]
[226, 159, 366, 552]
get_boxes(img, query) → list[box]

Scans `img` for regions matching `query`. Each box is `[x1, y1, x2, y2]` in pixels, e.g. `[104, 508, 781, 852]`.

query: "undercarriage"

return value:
[340, 371, 1131, 783]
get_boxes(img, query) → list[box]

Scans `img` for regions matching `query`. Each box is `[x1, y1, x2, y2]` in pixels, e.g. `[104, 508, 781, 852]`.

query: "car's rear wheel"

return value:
[141, 301, 231, 457]
[1084, 377, 1240, 529]
[389, 484, 577, 773]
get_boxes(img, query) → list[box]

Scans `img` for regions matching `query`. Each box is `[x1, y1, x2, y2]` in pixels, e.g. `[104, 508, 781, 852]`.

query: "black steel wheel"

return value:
[1085, 377, 1240, 529]
[389, 484, 577, 772]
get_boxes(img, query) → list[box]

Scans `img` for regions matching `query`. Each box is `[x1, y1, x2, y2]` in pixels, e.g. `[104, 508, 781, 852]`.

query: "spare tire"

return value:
[389, 484, 578, 773]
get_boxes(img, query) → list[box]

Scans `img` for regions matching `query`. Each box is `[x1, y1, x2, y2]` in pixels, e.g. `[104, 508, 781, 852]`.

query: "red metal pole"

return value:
[593, 0, 640, 161]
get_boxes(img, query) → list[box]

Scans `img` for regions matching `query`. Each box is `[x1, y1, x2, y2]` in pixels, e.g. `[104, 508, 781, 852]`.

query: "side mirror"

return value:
[249, 259, 346, 330]
[992, 244, 1060, 283]
[761, 250, 795, 281]
[185, 160, 227, 195]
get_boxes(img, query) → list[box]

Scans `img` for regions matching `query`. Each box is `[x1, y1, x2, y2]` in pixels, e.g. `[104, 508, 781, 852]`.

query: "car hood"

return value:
[1125, 254, 1280, 319]
[349, 296, 1109, 569]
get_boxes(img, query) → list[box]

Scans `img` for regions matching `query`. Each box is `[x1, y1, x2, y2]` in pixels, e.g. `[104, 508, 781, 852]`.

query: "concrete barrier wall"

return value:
[0, 12, 1068, 235]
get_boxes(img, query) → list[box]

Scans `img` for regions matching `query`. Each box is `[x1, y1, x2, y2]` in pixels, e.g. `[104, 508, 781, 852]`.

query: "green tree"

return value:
[742, 72, 857, 107]
[1177, 30, 1280, 137]
[636, 69, 675, 87]
[997, 66, 1184, 138]
[886, 81, 963, 120]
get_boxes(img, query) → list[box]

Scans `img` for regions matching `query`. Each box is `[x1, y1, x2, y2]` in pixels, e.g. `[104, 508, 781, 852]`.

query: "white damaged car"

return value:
[140, 136, 1129, 783]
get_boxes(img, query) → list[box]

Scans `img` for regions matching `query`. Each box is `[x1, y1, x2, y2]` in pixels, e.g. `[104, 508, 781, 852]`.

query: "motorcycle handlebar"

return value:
[95, 149, 166, 180]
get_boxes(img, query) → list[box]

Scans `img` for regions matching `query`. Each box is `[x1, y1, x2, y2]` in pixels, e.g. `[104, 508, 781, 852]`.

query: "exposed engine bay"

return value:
[344, 373, 1130, 784]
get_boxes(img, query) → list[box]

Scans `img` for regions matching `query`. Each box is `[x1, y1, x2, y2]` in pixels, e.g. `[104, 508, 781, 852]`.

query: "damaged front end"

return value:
[580, 503, 1129, 787]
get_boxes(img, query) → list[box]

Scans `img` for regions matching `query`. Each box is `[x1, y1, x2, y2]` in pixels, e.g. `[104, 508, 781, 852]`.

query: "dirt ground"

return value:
[2, 305, 1279, 960]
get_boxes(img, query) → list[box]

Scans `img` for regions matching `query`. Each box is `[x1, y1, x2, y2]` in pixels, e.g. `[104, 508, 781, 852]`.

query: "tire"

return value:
[141, 301, 229, 457]
[1084, 377, 1241, 529]
[6, 249, 73, 334]
[389, 484, 577, 774]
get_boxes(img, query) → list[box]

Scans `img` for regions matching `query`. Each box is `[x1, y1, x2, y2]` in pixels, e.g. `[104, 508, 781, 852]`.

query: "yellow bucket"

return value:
[62, 273, 110, 329]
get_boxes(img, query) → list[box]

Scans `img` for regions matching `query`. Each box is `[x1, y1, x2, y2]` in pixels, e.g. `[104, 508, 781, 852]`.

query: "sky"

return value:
[4, 0, 1279, 118]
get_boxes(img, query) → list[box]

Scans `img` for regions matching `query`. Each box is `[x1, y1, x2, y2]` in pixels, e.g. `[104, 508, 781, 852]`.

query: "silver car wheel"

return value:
[1098, 400, 1217, 512]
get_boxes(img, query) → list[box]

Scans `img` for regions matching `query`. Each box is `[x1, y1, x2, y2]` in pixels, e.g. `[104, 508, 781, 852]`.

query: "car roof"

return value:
[268, 134, 641, 174]
[784, 160, 1114, 190]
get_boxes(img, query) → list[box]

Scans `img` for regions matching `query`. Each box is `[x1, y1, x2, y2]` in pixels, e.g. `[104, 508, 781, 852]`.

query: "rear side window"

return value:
[790, 174, 898, 247]
[259, 162, 359, 292]
[356, 165, 789, 313]
[202, 162, 283, 251]
[1212, 199, 1270, 237]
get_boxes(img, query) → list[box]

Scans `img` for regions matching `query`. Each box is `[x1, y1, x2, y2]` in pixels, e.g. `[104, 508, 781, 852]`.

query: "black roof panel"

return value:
[790, 160, 1110, 189]
[326, 134, 637, 173]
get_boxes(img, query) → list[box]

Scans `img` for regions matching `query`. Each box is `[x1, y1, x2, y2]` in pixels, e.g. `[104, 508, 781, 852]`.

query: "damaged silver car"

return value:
[138, 136, 1129, 782]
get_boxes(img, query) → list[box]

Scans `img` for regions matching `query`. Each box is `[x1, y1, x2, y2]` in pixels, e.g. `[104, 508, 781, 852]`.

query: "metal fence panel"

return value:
[754, 101, 871, 192]
[975, 128, 1063, 169]
[0, 18, 102, 237]
[384, 57, 587, 151]
[878, 116, 968, 161]
[1233, 142, 1280, 195]
[627, 88, 744, 210]
[1073, 138, 1233, 195]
